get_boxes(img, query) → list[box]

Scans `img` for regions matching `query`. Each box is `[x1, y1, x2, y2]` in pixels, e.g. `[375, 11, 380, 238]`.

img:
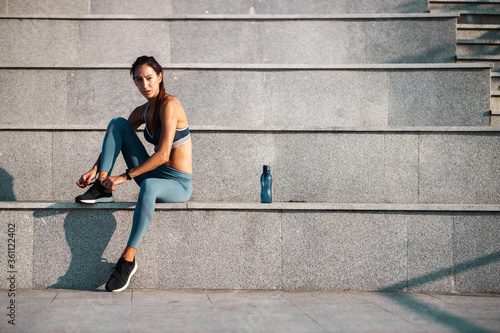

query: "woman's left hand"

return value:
[101, 174, 127, 191]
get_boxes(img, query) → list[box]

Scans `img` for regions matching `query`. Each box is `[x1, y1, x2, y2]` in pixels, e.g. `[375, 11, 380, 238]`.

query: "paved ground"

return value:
[2, 289, 500, 333]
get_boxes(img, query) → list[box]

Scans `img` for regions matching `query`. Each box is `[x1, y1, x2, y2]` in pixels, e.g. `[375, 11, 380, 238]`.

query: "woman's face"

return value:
[133, 64, 162, 99]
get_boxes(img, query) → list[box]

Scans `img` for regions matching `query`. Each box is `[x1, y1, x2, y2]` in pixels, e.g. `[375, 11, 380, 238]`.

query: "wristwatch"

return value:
[125, 169, 132, 180]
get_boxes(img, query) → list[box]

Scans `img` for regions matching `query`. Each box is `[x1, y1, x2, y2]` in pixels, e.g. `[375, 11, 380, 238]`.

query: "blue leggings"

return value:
[100, 117, 192, 248]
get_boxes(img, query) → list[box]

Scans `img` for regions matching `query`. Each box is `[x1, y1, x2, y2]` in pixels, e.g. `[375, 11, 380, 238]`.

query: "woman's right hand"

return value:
[76, 168, 97, 188]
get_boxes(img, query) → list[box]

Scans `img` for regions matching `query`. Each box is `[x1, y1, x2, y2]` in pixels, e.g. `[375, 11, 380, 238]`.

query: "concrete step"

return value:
[0, 64, 492, 128]
[456, 55, 500, 70]
[456, 39, 500, 55]
[0, 14, 459, 66]
[457, 24, 500, 39]
[0, 0, 430, 15]
[1, 201, 499, 292]
[1, 126, 499, 204]
[429, 0, 500, 13]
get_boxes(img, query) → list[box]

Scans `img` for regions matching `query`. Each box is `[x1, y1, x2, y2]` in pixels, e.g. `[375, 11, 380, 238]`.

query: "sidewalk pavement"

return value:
[2, 289, 499, 333]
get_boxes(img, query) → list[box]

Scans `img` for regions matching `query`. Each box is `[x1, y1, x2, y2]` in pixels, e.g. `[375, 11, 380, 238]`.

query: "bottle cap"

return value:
[263, 165, 271, 172]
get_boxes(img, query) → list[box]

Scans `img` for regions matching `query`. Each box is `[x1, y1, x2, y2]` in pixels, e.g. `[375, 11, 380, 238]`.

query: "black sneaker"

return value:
[105, 257, 137, 292]
[75, 181, 114, 204]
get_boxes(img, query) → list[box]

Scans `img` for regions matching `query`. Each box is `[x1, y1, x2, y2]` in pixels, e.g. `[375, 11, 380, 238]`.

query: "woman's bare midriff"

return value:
[164, 139, 192, 174]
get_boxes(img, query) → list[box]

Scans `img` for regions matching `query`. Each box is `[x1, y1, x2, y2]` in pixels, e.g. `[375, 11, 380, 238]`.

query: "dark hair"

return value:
[130, 56, 166, 132]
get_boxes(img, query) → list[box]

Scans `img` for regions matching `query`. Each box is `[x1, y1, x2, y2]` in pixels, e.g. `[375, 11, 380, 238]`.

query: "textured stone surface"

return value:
[384, 134, 419, 203]
[263, 70, 389, 127]
[7, 0, 89, 14]
[170, 21, 259, 63]
[33, 210, 117, 289]
[388, 69, 491, 126]
[207, 290, 322, 332]
[0, 70, 68, 126]
[282, 212, 407, 290]
[418, 133, 500, 204]
[273, 133, 387, 203]
[0, 132, 52, 201]
[407, 214, 454, 292]
[169, 70, 268, 128]
[0, 211, 33, 289]
[157, 210, 281, 289]
[454, 213, 500, 293]
[191, 132, 273, 202]
[255, 0, 429, 14]
[0, 67, 491, 127]
[0, 19, 79, 65]
[91, 0, 173, 15]
[173, 0, 253, 14]
[0, 17, 455, 66]
[0, 0, 5, 14]
[79, 21, 170, 65]
[131, 290, 226, 332]
[66, 70, 144, 126]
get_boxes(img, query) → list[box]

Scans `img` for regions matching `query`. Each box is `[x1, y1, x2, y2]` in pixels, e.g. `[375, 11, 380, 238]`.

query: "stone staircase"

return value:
[430, 0, 500, 121]
[0, 0, 499, 293]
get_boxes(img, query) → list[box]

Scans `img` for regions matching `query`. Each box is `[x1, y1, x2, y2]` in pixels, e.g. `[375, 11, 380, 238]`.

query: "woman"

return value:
[75, 56, 192, 292]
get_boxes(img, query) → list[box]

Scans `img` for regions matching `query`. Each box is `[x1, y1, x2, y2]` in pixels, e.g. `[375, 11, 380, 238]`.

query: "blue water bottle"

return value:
[260, 165, 273, 203]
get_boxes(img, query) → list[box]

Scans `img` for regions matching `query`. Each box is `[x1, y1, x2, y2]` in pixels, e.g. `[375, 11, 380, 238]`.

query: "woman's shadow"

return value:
[33, 208, 117, 290]
[0, 166, 117, 290]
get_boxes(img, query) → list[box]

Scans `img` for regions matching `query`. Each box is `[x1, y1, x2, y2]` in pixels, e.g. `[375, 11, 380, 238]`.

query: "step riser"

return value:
[1, 208, 498, 292]
[457, 44, 500, 56]
[457, 29, 500, 40]
[457, 59, 499, 71]
[430, 4, 500, 13]
[1, 131, 499, 204]
[0, 18, 457, 65]
[0, 67, 491, 128]
[458, 14, 500, 25]
[0, 0, 429, 15]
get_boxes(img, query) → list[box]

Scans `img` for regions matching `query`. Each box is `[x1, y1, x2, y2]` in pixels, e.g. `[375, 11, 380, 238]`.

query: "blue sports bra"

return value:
[142, 104, 191, 151]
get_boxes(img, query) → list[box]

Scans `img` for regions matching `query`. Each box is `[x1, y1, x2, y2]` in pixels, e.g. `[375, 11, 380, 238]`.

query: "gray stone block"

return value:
[91, 0, 173, 15]
[66, 70, 144, 126]
[0, 19, 79, 65]
[0, 16, 456, 66]
[169, 70, 268, 128]
[0, 132, 52, 201]
[255, 0, 429, 14]
[0, 67, 491, 128]
[173, 0, 253, 14]
[33, 209, 117, 289]
[0, 70, 68, 126]
[273, 133, 387, 203]
[384, 134, 419, 203]
[258, 19, 455, 64]
[0, 0, 5, 14]
[130, 290, 225, 332]
[79, 21, 170, 65]
[170, 20, 259, 63]
[207, 290, 323, 332]
[157, 210, 281, 289]
[282, 212, 407, 290]
[7, 0, 89, 15]
[407, 214, 453, 292]
[191, 132, 273, 202]
[419, 134, 500, 204]
[453, 213, 500, 293]
[0, 211, 33, 289]
[388, 69, 491, 126]
[365, 19, 456, 63]
[263, 70, 388, 127]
